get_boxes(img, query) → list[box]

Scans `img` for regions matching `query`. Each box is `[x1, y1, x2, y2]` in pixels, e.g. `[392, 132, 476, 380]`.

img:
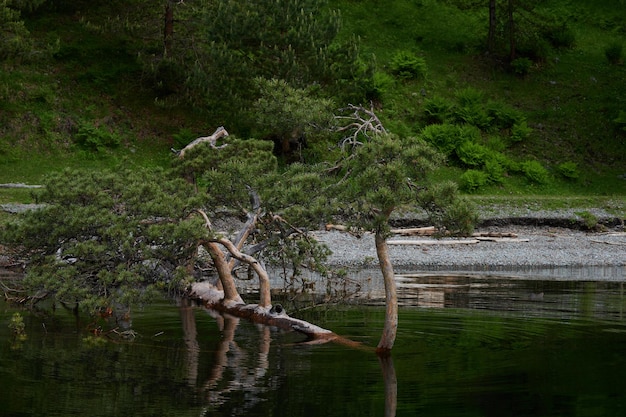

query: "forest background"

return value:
[1, 0, 625, 210]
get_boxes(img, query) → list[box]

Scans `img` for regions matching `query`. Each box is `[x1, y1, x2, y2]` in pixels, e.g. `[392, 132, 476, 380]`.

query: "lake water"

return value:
[2, 268, 626, 417]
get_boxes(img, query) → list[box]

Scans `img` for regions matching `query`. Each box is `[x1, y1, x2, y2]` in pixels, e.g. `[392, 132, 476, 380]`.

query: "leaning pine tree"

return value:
[329, 105, 476, 353]
[2, 115, 475, 352]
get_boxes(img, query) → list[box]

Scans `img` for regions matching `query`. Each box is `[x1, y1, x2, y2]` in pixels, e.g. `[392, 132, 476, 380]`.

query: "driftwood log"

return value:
[388, 239, 480, 246]
[0, 183, 43, 189]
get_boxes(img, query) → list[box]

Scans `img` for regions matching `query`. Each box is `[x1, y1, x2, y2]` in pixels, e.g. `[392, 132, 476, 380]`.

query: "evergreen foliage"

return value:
[1, 166, 202, 313]
[180, 0, 368, 126]
[389, 50, 427, 80]
[0, 0, 34, 60]
[252, 78, 336, 161]
[416, 181, 477, 236]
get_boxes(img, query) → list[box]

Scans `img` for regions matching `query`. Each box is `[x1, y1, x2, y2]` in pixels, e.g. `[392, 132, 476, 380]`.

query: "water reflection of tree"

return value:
[379, 355, 397, 417]
[180, 302, 398, 416]
[179, 302, 278, 414]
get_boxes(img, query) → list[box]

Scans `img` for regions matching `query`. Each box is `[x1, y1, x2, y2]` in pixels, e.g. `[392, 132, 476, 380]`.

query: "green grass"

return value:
[1, 0, 625, 207]
[334, 0, 625, 198]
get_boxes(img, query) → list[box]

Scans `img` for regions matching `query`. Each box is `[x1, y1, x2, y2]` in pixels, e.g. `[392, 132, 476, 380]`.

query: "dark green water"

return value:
[2, 272, 626, 417]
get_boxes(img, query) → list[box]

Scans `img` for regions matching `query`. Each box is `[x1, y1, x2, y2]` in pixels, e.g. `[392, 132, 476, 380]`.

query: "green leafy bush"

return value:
[416, 181, 477, 236]
[390, 50, 427, 79]
[484, 158, 506, 184]
[614, 110, 626, 132]
[366, 71, 395, 102]
[459, 169, 489, 192]
[511, 57, 533, 76]
[423, 96, 454, 124]
[456, 141, 489, 167]
[455, 87, 484, 107]
[486, 101, 525, 130]
[557, 161, 580, 180]
[172, 128, 197, 149]
[453, 87, 492, 129]
[510, 121, 533, 142]
[453, 105, 493, 129]
[521, 160, 550, 184]
[485, 135, 508, 152]
[605, 42, 623, 65]
[420, 123, 479, 156]
[545, 25, 576, 49]
[73, 122, 122, 152]
[517, 37, 551, 63]
[0, 2, 34, 60]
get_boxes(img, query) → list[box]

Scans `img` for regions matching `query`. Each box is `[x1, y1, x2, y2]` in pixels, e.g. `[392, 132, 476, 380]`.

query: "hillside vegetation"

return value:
[1, 0, 625, 202]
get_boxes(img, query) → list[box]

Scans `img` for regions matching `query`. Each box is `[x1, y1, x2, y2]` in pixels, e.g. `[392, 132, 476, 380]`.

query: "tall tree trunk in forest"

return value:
[164, 1, 174, 56]
[508, 0, 516, 61]
[488, 0, 496, 53]
[375, 231, 398, 355]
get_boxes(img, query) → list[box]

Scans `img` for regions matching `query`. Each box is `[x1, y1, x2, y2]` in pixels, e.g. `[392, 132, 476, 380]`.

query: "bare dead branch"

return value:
[175, 126, 230, 158]
[335, 103, 387, 151]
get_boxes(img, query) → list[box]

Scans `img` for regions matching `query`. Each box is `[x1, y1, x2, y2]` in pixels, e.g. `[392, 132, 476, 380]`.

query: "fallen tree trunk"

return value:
[188, 282, 366, 349]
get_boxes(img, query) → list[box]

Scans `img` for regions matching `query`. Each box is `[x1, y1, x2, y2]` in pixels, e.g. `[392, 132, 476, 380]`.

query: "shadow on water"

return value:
[2, 267, 626, 416]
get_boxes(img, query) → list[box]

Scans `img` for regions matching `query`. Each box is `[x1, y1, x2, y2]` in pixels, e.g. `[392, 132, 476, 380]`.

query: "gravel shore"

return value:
[315, 206, 625, 281]
[2, 203, 624, 280]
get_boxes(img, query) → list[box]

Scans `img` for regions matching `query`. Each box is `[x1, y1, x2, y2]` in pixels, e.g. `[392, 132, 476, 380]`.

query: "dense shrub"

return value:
[456, 141, 489, 167]
[390, 50, 427, 79]
[557, 161, 580, 180]
[172, 128, 197, 149]
[416, 181, 477, 236]
[365, 71, 395, 102]
[521, 160, 549, 184]
[423, 96, 454, 124]
[453, 87, 493, 129]
[517, 36, 551, 63]
[0, 2, 34, 60]
[510, 57, 533, 76]
[73, 122, 122, 152]
[459, 169, 489, 192]
[486, 101, 525, 130]
[484, 158, 506, 184]
[420, 123, 479, 156]
[614, 110, 626, 132]
[605, 42, 623, 65]
[455, 87, 483, 107]
[545, 25, 576, 49]
[510, 121, 532, 142]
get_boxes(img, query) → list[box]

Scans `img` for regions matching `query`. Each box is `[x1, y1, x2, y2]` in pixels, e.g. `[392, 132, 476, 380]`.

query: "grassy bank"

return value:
[0, 0, 624, 209]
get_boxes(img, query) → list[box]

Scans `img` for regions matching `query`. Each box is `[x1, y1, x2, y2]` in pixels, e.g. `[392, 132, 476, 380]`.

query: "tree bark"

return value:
[379, 355, 398, 417]
[508, 0, 516, 61]
[164, 1, 174, 57]
[203, 242, 244, 305]
[375, 231, 398, 355]
[216, 237, 271, 308]
[488, 0, 496, 53]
